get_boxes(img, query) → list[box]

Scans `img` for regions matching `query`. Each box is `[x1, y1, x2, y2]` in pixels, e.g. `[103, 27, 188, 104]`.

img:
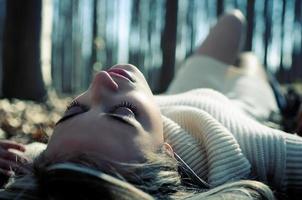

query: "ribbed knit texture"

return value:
[156, 89, 302, 193]
[284, 134, 302, 190]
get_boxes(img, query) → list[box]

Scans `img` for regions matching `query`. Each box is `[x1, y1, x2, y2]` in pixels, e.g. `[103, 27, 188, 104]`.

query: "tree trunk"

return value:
[128, 0, 140, 66]
[291, 0, 302, 83]
[0, 0, 6, 97]
[2, 0, 46, 101]
[245, 0, 255, 51]
[216, 0, 224, 17]
[279, 0, 286, 82]
[263, 0, 272, 68]
[159, 0, 178, 93]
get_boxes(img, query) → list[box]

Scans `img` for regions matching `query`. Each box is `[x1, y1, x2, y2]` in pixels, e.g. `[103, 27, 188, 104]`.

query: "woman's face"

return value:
[46, 64, 163, 162]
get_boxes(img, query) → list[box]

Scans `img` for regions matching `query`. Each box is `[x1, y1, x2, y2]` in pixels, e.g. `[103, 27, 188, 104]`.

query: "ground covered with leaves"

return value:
[0, 91, 71, 144]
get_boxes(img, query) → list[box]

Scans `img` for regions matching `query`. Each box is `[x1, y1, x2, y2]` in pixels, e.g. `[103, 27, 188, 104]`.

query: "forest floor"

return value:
[0, 91, 71, 144]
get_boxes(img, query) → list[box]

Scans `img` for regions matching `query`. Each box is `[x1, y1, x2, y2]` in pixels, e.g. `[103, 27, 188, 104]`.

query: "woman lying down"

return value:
[0, 10, 301, 200]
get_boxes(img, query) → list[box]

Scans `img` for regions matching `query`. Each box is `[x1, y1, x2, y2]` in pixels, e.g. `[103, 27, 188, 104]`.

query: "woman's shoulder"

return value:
[155, 88, 230, 106]
[184, 88, 229, 99]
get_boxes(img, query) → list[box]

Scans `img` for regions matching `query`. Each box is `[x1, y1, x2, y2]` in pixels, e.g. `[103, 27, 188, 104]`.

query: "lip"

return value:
[107, 68, 134, 82]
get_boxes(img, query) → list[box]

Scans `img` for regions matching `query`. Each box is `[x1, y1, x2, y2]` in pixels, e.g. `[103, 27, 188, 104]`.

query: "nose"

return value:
[91, 71, 118, 105]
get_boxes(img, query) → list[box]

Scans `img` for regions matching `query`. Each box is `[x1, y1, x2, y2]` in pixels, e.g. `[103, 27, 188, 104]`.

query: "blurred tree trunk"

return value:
[300, 0, 302, 78]
[2, 0, 46, 101]
[104, 0, 118, 67]
[277, 0, 286, 82]
[216, 0, 224, 17]
[279, 0, 286, 70]
[0, 0, 6, 97]
[291, 0, 302, 82]
[187, 0, 195, 54]
[297, 0, 302, 73]
[263, 0, 272, 68]
[91, 0, 98, 69]
[245, 0, 255, 51]
[128, 0, 140, 66]
[159, 0, 178, 92]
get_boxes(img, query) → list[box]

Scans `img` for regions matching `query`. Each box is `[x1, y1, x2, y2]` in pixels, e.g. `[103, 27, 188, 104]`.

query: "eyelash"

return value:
[66, 100, 138, 116]
[109, 101, 138, 116]
[56, 101, 89, 125]
[66, 101, 89, 111]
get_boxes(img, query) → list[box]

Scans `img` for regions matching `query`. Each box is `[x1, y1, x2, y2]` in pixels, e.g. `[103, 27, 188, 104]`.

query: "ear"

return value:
[162, 142, 175, 158]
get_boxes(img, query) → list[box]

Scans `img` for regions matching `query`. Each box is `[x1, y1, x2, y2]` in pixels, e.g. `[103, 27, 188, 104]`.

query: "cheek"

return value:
[142, 98, 164, 144]
[46, 125, 74, 154]
[150, 111, 164, 144]
[148, 101, 163, 134]
[133, 89, 162, 126]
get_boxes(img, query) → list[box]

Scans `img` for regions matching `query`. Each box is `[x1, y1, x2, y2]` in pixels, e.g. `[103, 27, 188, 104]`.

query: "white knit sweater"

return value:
[155, 88, 302, 193]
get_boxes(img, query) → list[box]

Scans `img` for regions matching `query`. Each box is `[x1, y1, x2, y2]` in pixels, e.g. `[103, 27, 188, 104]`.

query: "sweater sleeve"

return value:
[157, 89, 302, 193]
[284, 133, 302, 192]
[191, 94, 302, 193]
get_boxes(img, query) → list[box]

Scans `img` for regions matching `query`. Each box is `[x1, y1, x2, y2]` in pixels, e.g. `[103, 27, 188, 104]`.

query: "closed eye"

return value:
[56, 102, 89, 125]
[109, 101, 138, 118]
[56, 100, 140, 125]
[106, 114, 136, 128]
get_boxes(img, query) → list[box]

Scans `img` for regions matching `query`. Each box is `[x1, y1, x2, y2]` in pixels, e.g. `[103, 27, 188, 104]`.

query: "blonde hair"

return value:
[0, 150, 275, 200]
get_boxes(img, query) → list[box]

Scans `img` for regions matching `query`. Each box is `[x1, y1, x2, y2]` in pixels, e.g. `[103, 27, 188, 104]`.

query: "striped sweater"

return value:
[155, 88, 302, 193]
